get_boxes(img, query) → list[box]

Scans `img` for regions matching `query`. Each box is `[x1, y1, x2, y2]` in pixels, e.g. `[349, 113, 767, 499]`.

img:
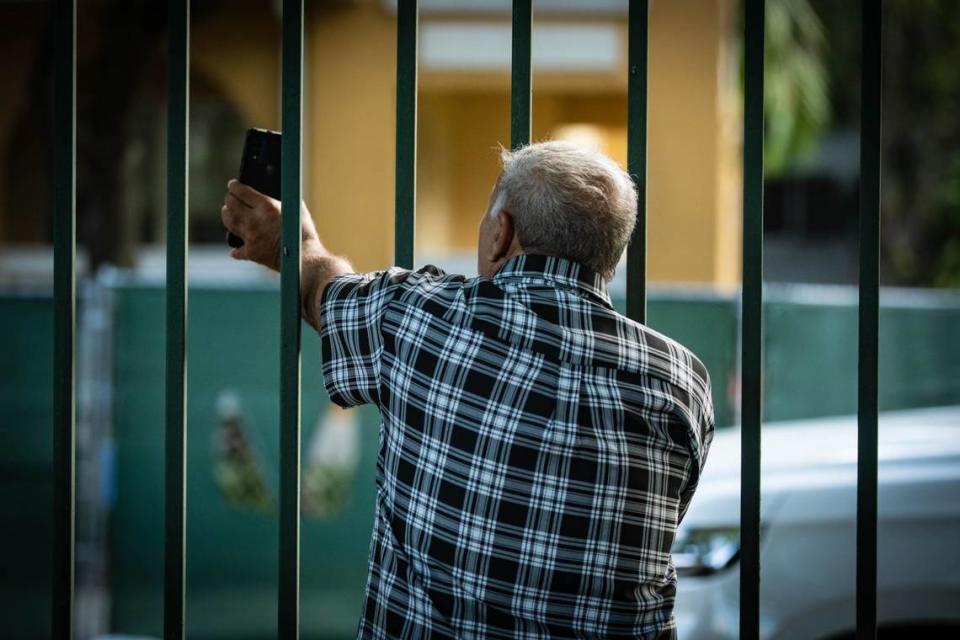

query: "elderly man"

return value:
[222, 141, 714, 639]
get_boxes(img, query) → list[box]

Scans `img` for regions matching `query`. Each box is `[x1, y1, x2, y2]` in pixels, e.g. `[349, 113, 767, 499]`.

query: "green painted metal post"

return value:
[626, 0, 648, 324]
[856, 1, 882, 638]
[395, 0, 418, 270]
[511, 0, 532, 149]
[278, 0, 303, 637]
[52, 0, 76, 636]
[164, 1, 189, 638]
[740, 1, 765, 638]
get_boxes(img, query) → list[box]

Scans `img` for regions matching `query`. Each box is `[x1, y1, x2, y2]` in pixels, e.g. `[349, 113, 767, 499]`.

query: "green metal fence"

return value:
[52, 0, 76, 636]
[50, 0, 884, 638]
[278, 2, 305, 637]
[165, 1, 189, 638]
[740, 3, 764, 634]
[857, 3, 883, 638]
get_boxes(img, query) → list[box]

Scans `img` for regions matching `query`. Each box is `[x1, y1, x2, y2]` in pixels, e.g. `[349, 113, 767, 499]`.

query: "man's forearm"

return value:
[301, 243, 352, 333]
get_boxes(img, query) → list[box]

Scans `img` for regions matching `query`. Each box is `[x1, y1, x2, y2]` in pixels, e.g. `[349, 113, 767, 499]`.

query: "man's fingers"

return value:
[222, 181, 283, 270]
[223, 204, 247, 259]
[227, 191, 253, 209]
[227, 179, 265, 208]
[221, 203, 242, 233]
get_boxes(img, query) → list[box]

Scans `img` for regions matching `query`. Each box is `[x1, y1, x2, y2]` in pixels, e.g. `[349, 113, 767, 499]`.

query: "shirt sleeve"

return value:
[678, 381, 716, 523]
[318, 265, 450, 408]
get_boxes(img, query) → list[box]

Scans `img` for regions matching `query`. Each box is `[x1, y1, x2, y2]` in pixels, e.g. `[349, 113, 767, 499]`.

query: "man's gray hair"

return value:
[490, 141, 637, 280]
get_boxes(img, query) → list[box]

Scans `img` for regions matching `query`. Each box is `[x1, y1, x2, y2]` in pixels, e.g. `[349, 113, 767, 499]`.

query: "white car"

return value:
[673, 405, 960, 639]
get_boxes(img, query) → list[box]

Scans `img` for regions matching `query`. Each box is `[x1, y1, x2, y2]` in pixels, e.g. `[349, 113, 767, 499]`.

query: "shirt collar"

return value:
[492, 254, 613, 308]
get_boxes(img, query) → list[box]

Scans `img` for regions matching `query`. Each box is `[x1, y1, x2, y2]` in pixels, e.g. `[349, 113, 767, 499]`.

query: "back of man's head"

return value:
[491, 141, 637, 280]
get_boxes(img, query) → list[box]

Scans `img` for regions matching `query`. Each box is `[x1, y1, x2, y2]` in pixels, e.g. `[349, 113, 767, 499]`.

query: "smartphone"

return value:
[227, 128, 282, 248]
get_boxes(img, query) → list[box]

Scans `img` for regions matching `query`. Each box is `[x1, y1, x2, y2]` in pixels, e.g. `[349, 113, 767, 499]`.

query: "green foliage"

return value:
[759, 0, 960, 287]
[933, 156, 960, 287]
[880, 0, 960, 287]
[762, 0, 831, 175]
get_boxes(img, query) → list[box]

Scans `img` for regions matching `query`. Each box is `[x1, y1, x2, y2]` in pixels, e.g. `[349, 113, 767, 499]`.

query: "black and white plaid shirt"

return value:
[320, 255, 714, 639]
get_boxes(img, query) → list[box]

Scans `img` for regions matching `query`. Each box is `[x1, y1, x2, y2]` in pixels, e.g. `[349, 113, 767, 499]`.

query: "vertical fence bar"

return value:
[394, 0, 418, 270]
[164, 1, 189, 638]
[740, 1, 765, 638]
[511, 0, 532, 149]
[278, 0, 303, 637]
[626, 0, 648, 323]
[856, 1, 882, 637]
[52, 0, 76, 636]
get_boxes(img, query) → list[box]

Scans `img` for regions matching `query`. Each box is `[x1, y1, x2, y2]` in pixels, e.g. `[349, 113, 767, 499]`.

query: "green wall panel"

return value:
[646, 295, 738, 429]
[110, 286, 376, 639]
[0, 296, 53, 639]
[764, 296, 960, 421]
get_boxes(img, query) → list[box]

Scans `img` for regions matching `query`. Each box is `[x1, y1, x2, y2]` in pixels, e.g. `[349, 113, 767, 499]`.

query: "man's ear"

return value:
[491, 210, 516, 262]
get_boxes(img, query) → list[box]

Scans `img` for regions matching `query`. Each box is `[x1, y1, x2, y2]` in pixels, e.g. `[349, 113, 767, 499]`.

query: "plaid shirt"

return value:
[320, 255, 714, 639]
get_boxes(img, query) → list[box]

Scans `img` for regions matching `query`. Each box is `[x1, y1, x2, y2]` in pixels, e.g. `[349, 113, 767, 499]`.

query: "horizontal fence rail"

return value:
[740, 0, 765, 638]
[163, 1, 189, 639]
[52, 0, 77, 636]
[857, 0, 882, 638]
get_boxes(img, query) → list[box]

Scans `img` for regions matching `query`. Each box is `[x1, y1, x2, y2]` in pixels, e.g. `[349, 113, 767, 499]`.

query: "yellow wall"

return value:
[648, 0, 741, 287]
[193, 0, 742, 283]
[0, 0, 742, 286]
[412, 0, 742, 286]
[303, 4, 399, 273]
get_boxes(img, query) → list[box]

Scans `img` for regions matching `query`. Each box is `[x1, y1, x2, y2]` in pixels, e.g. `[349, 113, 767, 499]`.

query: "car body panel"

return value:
[675, 405, 960, 640]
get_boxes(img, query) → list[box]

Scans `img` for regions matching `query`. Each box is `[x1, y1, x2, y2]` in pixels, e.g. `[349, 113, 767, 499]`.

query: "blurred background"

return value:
[0, 0, 958, 638]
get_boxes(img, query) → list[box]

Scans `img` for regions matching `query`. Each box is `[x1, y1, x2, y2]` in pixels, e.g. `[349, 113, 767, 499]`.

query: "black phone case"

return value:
[227, 128, 282, 248]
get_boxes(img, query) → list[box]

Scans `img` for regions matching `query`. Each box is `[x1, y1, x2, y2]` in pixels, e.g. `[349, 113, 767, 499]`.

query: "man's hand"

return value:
[221, 179, 321, 272]
[221, 179, 353, 332]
